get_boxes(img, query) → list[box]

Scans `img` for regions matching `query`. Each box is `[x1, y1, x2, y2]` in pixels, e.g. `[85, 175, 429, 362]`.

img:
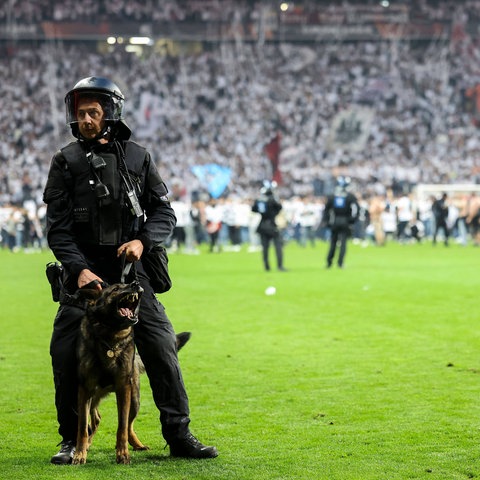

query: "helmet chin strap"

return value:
[99, 124, 112, 140]
[78, 124, 112, 144]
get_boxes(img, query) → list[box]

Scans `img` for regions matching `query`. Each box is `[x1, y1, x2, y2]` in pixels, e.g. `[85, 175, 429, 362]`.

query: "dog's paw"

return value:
[72, 452, 87, 465]
[116, 451, 131, 464]
[133, 444, 150, 451]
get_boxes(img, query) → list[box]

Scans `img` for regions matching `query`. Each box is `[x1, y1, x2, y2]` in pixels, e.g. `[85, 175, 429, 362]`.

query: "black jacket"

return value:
[432, 197, 449, 221]
[252, 194, 282, 237]
[43, 139, 176, 281]
[324, 190, 359, 230]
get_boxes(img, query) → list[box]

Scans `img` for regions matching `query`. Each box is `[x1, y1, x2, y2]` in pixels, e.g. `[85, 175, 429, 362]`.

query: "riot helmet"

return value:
[261, 180, 278, 196]
[65, 76, 131, 139]
[336, 176, 351, 190]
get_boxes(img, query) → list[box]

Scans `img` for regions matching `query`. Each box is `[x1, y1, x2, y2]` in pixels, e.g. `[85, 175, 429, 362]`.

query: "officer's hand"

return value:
[117, 240, 144, 262]
[78, 269, 103, 290]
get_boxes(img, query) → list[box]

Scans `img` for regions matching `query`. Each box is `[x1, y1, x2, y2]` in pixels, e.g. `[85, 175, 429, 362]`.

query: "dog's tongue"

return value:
[119, 308, 133, 318]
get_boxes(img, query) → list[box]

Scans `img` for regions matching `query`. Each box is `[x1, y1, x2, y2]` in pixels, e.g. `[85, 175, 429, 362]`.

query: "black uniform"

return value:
[432, 193, 449, 246]
[42, 135, 196, 444]
[252, 190, 285, 271]
[45, 77, 217, 464]
[324, 186, 359, 268]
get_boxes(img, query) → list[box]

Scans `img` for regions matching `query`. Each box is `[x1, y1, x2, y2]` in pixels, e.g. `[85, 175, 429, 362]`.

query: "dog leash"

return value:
[120, 251, 138, 283]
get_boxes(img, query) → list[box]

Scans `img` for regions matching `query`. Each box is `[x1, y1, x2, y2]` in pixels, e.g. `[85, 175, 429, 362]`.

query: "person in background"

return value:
[455, 194, 469, 246]
[323, 176, 359, 268]
[252, 181, 287, 271]
[395, 192, 413, 243]
[368, 193, 386, 246]
[204, 198, 223, 253]
[190, 199, 207, 246]
[432, 192, 450, 246]
[298, 196, 320, 248]
[466, 192, 480, 246]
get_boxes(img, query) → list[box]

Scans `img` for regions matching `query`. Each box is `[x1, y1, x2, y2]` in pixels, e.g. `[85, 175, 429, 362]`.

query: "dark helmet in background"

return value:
[336, 175, 351, 190]
[65, 76, 131, 139]
[261, 180, 278, 196]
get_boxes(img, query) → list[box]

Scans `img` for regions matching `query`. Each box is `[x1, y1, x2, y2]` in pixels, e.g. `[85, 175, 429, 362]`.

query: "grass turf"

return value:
[0, 240, 479, 479]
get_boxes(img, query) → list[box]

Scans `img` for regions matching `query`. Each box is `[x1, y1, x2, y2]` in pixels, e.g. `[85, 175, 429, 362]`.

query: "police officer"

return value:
[323, 176, 359, 268]
[43, 77, 217, 464]
[432, 192, 450, 246]
[252, 181, 286, 271]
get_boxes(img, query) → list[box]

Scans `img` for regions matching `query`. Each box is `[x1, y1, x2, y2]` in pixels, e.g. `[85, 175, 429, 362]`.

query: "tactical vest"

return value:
[329, 193, 353, 227]
[60, 140, 146, 246]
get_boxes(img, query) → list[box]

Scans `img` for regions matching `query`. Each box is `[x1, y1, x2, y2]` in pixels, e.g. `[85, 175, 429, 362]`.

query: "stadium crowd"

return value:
[2, 1, 480, 250]
[5, 0, 480, 24]
[0, 0, 256, 23]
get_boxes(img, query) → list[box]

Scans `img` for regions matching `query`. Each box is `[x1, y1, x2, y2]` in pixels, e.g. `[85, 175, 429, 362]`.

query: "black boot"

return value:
[169, 432, 218, 459]
[51, 440, 76, 465]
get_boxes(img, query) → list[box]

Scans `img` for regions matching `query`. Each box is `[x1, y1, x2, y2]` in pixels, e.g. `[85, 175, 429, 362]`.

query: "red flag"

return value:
[264, 132, 282, 184]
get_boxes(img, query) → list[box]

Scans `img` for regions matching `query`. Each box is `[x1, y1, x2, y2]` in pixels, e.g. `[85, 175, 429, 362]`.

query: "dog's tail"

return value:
[176, 331, 191, 351]
[135, 332, 191, 374]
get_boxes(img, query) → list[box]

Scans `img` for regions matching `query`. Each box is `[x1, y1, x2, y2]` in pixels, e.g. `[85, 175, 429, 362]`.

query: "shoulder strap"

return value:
[61, 140, 147, 175]
[124, 141, 147, 175]
[60, 142, 89, 176]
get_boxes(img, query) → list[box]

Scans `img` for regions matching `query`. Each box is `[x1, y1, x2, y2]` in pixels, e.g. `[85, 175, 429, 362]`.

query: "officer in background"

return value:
[323, 176, 359, 268]
[43, 77, 217, 464]
[432, 192, 450, 246]
[252, 180, 287, 271]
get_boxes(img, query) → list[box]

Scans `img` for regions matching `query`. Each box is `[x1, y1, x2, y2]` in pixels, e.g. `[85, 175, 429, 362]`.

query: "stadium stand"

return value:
[1, 1, 480, 248]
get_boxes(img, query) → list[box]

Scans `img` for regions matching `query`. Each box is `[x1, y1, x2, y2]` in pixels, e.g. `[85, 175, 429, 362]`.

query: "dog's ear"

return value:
[77, 287, 103, 302]
[77, 280, 107, 302]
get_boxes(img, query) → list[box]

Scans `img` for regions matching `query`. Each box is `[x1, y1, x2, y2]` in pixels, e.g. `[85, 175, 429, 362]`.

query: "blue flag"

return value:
[191, 164, 231, 199]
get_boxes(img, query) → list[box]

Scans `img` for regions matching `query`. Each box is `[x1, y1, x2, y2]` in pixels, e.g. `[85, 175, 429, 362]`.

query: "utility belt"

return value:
[45, 262, 87, 308]
[45, 260, 116, 307]
[332, 215, 351, 228]
[46, 245, 172, 305]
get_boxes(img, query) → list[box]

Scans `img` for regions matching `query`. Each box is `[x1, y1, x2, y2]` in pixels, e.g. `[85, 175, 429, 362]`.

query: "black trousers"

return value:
[327, 227, 349, 267]
[49, 260, 190, 444]
[260, 232, 283, 270]
[433, 218, 449, 245]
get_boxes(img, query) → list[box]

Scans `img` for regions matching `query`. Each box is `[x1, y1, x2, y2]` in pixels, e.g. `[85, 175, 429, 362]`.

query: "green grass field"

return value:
[1, 241, 479, 480]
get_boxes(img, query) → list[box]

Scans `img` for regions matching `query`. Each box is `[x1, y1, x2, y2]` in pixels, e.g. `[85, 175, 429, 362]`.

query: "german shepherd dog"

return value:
[72, 280, 189, 465]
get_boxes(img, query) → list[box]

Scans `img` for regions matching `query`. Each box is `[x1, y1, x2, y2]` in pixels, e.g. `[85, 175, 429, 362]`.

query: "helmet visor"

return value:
[65, 90, 123, 126]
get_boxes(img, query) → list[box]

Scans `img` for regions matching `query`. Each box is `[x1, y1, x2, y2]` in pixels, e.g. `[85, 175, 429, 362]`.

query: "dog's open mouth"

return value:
[117, 292, 141, 322]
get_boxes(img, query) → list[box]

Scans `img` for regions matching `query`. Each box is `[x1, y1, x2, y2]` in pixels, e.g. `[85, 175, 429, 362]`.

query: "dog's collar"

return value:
[100, 339, 126, 359]
[106, 348, 117, 358]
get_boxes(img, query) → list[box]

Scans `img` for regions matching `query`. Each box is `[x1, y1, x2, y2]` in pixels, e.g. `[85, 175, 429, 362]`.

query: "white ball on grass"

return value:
[265, 286, 276, 296]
